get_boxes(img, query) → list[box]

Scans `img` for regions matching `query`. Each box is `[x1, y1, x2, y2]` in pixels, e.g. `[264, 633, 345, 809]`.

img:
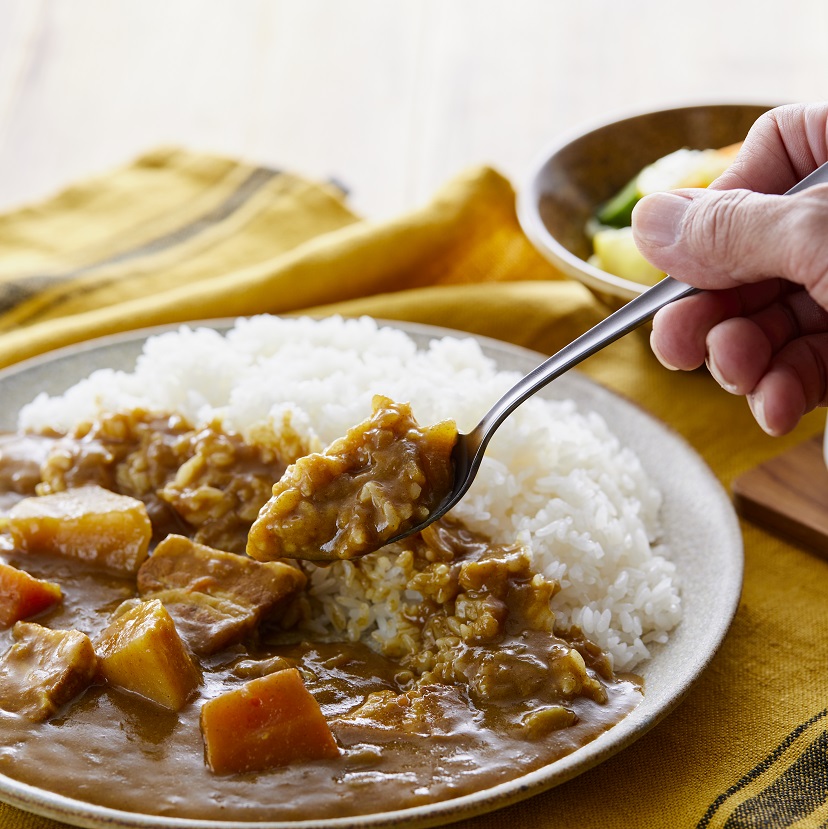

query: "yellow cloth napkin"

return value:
[1, 150, 827, 829]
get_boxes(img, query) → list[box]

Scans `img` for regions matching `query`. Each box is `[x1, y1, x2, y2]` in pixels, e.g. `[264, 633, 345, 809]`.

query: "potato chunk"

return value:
[0, 562, 62, 627]
[96, 599, 200, 711]
[200, 667, 339, 774]
[137, 534, 306, 655]
[0, 621, 97, 721]
[8, 485, 152, 575]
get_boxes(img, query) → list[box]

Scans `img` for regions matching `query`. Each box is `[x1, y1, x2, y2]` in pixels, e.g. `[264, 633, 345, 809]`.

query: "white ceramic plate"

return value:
[0, 319, 743, 829]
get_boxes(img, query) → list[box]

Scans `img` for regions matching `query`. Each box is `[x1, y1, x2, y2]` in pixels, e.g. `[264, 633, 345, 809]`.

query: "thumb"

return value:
[631, 186, 828, 304]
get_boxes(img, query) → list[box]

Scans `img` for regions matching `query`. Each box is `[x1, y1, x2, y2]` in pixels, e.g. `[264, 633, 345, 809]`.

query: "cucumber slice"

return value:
[595, 175, 641, 228]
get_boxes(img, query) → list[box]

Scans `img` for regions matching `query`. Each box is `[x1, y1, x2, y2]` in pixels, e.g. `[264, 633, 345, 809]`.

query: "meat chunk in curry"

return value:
[247, 395, 457, 561]
[137, 533, 306, 655]
[0, 433, 55, 509]
[0, 621, 97, 721]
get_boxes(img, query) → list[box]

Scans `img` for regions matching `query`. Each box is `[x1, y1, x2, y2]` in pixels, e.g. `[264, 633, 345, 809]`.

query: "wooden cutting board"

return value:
[732, 434, 828, 559]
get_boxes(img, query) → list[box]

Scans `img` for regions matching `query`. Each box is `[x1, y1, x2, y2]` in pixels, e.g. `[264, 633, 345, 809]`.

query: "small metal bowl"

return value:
[517, 102, 775, 300]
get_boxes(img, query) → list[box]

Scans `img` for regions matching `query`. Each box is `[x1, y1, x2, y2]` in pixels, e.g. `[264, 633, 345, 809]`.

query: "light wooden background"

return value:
[0, 0, 827, 220]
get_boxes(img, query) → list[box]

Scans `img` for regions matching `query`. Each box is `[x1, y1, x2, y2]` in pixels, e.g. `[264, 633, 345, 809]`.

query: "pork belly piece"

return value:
[137, 534, 306, 655]
[7, 485, 152, 575]
[0, 621, 97, 721]
[0, 433, 56, 498]
[96, 598, 200, 712]
[140, 589, 258, 656]
[0, 562, 62, 627]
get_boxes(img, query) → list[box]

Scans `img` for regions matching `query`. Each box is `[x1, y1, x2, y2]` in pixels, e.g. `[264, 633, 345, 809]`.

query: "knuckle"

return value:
[682, 190, 754, 266]
[680, 186, 828, 300]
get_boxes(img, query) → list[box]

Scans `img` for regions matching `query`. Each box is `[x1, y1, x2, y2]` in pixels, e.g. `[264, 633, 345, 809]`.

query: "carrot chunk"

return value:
[200, 667, 339, 774]
[0, 562, 62, 627]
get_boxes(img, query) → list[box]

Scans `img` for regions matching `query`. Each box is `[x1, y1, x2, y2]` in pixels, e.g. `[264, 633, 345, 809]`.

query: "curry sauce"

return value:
[0, 406, 642, 821]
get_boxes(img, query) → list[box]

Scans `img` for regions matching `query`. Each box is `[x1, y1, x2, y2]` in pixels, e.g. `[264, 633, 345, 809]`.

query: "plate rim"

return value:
[0, 316, 744, 829]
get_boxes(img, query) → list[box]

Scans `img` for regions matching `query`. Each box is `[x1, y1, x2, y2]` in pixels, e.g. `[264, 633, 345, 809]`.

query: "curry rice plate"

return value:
[0, 314, 681, 822]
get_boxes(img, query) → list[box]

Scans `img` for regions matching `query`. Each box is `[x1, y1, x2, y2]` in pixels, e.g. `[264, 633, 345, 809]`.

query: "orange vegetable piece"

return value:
[200, 667, 339, 774]
[96, 599, 200, 711]
[0, 562, 62, 627]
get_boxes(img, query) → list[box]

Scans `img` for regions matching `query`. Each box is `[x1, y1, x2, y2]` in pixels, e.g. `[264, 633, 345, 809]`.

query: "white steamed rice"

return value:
[19, 315, 681, 671]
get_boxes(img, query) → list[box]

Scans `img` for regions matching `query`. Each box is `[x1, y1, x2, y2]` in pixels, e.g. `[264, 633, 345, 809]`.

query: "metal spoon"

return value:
[386, 159, 828, 545]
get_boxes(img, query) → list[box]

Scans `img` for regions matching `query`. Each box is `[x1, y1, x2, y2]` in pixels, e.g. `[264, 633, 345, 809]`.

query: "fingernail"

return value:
[633, 192, 691, 248]
[748, 391, 773, 435]
[705, 351, 738, 393]
[649, 331, 679, 370]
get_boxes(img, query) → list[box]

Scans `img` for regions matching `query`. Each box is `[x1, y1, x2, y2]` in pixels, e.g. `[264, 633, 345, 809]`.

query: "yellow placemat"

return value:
[1, 150, 827, 829]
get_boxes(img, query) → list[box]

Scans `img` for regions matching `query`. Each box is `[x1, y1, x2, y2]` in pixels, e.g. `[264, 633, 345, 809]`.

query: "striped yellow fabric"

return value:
[1, 150, 827, 829]
[697, 710, 828, 828]
[0, 149, 569, 369]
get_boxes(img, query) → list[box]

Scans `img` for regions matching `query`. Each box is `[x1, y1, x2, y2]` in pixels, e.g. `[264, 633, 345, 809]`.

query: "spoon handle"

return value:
[472, 276, 696, 443]
[472, 157, 828, 451]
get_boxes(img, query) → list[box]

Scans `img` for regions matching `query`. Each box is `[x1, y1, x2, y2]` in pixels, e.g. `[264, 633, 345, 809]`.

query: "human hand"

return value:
[631, 102, 828, 436]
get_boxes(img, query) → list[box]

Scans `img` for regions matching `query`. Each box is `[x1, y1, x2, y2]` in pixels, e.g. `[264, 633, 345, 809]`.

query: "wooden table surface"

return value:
[1, 0, 827, 219]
